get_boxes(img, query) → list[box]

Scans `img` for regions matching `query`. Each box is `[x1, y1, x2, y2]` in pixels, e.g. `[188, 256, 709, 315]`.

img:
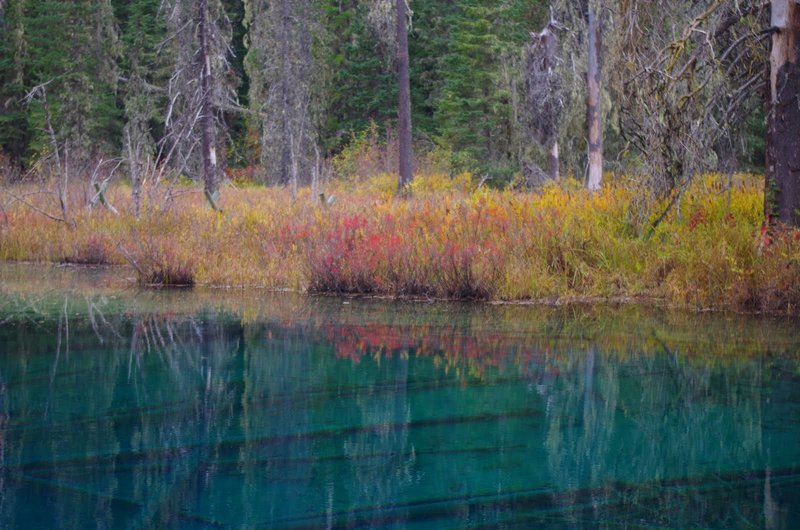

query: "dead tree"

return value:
[123, 64, 157, 218]
[159, 0, 234, 200]
[611, 0, 768, 222]
[766, 0, 800, 226]
[523, 9, 564, 182]
[198, 0, 219, 196]
[586, 0, 603, 191]
[245, 0, 321, 191]
[396, 0, 413, 190]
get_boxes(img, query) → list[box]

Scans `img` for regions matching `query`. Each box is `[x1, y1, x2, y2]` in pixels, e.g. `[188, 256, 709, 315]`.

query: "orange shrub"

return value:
[1, 172, 798, 313]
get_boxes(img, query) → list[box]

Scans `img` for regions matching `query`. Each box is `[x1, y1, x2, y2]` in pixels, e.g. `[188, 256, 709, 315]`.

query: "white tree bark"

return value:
[586, 0, 603, 191]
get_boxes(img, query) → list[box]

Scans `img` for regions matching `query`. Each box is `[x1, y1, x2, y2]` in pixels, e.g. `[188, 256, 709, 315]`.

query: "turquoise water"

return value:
[0, 266, 799, 528]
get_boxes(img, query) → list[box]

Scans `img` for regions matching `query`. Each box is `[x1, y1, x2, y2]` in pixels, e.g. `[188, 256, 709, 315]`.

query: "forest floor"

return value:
[1, 172, 798, 314]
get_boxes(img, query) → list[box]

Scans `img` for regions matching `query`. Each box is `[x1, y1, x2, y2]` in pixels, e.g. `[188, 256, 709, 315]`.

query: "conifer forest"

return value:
[0, 1, 799, 311]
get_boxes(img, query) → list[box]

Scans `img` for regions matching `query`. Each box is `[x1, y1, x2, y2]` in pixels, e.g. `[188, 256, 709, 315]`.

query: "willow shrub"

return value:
[0, 173, 798, 311]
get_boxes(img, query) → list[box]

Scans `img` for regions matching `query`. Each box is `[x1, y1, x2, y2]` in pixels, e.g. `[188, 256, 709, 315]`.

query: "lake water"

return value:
[0, 264, 799, 529]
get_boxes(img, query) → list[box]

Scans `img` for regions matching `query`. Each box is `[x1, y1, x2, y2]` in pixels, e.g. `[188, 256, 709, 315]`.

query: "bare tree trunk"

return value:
[290, 131, 299, 200]
[549, 141, 560, 182]
[125, 129, 142, 218]
[586, 0, 603, 191]
[198, 0, 218, 196]
[61, 142, 70, 222]
[396, 0, 413, 190]
[311, 144, 320, 201]
[766, 0, 800, 226]
[41, 86, 69, 221]
[542, 20, 559, 181]
[279, 0, 291, 187]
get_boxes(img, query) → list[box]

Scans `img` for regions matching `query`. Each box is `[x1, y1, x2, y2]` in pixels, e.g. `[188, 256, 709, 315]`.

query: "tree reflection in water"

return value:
[0, 285, 798, 528]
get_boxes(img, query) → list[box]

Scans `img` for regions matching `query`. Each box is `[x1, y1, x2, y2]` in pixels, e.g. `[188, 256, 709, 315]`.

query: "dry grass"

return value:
[0, 172, 798, 312]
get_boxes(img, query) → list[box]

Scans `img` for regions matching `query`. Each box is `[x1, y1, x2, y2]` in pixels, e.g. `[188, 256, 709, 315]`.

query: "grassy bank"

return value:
[1, 173, 798, 313]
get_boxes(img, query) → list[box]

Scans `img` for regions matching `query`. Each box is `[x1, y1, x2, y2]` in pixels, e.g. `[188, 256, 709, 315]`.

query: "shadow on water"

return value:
[0, 263, 799, 528]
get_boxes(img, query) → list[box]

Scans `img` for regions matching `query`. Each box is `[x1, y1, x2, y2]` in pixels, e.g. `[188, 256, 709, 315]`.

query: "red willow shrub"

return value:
[3, 173, 800, 313]
[304, 199, 508, 298]
[305, 214, 380, 293]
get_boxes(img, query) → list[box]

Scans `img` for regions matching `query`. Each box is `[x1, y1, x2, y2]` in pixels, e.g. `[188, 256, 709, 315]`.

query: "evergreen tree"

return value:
[221, 0, 251, 167]
[320, 0, 396, 152]
[434, 0, 543, 177]
[436, 0, 504, 171]
[0, 0, 29, 166]
[22, 0, 121, 164]
[114, 0, 165, 215]
[407, 0, 458, 138]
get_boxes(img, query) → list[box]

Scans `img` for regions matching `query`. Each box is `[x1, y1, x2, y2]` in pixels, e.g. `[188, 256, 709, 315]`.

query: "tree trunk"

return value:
[279, 0, 291, 187]
[543, 21, 560, 181]
[311, 144, 320, 200]
[549, 141, 560, 182]
[586, 0, 603, 191]
[396, 0, 413, 190]
[766, 0, 800, 226]
[126, 130, 142, 218]
[198, 0, 218, 196]
[290, 131, 299, 200]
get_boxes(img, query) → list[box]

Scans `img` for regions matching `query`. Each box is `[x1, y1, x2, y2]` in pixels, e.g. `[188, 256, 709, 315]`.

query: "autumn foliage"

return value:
[0, 172, 798, 312]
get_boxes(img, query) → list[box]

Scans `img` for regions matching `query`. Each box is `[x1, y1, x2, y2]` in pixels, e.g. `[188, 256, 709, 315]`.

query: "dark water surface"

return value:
[0, 264, 799, 529]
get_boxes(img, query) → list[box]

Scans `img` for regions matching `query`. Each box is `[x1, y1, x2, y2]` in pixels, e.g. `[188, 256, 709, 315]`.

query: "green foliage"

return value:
[742, 106, 766, 171]
[434, 0, 544, 178]
[406, 0, 457, 137]
[21, 0, 122, 162]
[0, 0, 775, 192]
[320, 0, 397, 152]
[316, 0, 544, 176]
[0, 0, 30, 164]
[221, 0, 250, 167]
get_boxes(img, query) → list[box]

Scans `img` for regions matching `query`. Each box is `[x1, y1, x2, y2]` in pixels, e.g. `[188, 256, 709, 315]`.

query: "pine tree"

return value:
[406, 0, 458, 138]
[436, 0, 504, 171]
[434, 0, 543, 177]
[320, 0, 396, 151]
[115, 0, 165, 215]
[221, 0, 251, 168]
[21, 0, 121, 165]
[0, 0, 29, 166]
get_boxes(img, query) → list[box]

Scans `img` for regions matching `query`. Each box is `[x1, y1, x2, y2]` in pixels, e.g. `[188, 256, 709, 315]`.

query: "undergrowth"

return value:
[0, 173, 798, 312]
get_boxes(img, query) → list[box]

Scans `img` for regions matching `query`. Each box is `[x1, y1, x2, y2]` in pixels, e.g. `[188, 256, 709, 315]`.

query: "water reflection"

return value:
[0, 285, 798, 528]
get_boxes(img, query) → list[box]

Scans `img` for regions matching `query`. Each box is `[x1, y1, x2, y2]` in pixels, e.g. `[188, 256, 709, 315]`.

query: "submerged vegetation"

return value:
[1, 263, 799, 380]
[1, 172, 798, 314]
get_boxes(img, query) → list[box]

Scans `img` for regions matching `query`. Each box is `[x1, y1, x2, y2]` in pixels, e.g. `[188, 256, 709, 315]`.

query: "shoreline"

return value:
[2, 260, 798, 318]
[1, 176, 798, 316]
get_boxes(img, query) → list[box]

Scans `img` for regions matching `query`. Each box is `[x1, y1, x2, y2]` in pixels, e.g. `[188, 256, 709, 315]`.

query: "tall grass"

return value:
[0, 172, 798, 312]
